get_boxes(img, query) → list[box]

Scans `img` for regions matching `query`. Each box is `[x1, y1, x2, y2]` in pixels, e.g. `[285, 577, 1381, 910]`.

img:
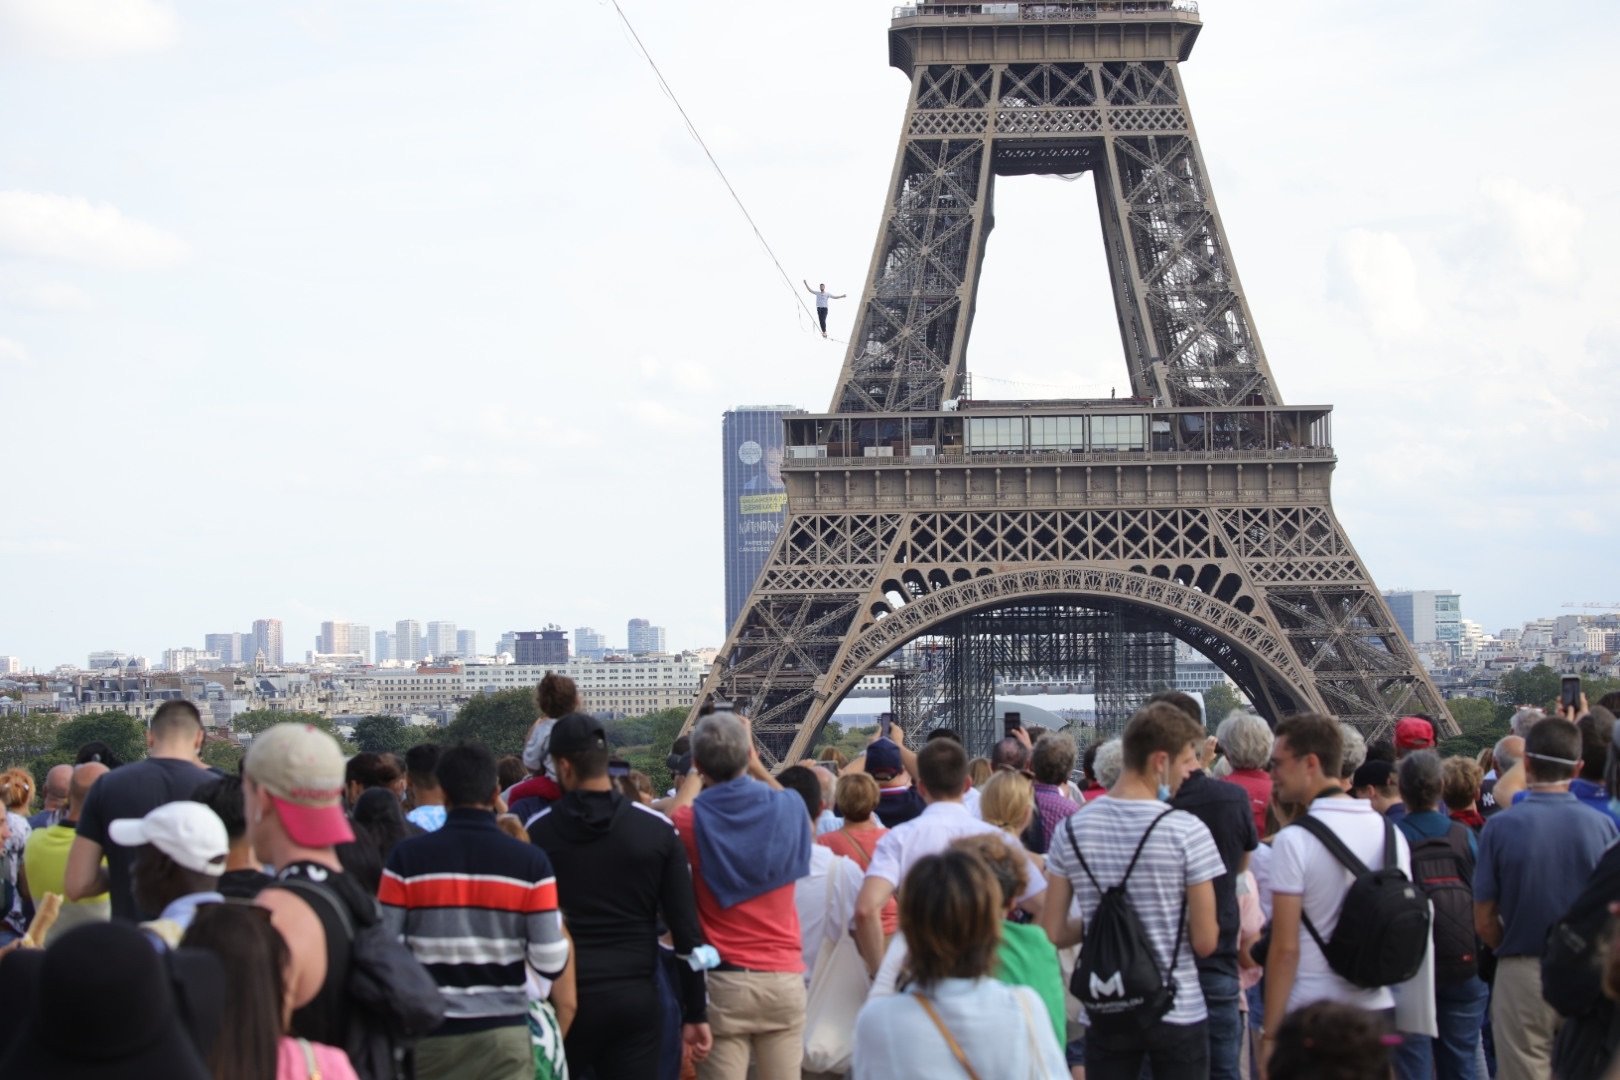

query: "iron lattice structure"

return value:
[886, 604, 1177, 752]
[690, 0, 1452, 764]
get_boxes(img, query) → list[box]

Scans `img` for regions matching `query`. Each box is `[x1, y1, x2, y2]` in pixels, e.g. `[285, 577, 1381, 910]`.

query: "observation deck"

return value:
[780, 401, 1335, 513]
[889, 0, 1203, 71]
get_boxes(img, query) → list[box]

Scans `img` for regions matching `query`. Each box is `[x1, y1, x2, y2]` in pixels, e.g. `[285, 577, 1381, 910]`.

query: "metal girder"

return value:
[691, 3, 1449, 763]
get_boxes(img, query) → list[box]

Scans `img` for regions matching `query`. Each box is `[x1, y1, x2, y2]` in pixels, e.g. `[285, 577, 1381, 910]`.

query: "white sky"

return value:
[2, 0, 1615, 670]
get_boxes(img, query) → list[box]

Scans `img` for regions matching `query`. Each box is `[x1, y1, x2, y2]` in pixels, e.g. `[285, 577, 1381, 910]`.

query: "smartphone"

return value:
[1004, 711, 1022, 739]
[1561, 675, 1582, 710]
[879, 712, 893, 739]
[608, 758, 631, 778]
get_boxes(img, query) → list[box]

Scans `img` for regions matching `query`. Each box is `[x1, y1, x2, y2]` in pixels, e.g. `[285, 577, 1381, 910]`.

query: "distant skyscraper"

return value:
[497, 631, 518, 658]
[456, 629, 477, 659]
[722, 406, 802, 634]
[252, 619, 283, 667]
[627, 619, 665, 656]
[352, 625, 370, 663]
[88, 650, 131, 670]
[375, 630, 395, 663]
[205, 633, 247, 665]
[395, 620, 423, 664]
[1383, 590, 1463, 648]
[319, 620, 355, 655]
[574, 626, 607, 661]
[515, 627, 569, 666]
[0, 656, 19, 675]
[426, 621, 458, 659]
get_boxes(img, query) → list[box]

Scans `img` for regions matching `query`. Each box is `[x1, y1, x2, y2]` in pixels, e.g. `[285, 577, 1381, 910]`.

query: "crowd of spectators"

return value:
[3, 684, 1620, 1080]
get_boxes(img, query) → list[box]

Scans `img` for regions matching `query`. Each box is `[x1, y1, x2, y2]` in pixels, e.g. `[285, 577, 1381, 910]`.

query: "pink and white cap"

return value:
[244, 723, 354, 848]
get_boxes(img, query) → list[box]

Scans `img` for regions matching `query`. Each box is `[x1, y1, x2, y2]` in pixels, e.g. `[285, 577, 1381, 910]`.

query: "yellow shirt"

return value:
[23, 822, 109, 905]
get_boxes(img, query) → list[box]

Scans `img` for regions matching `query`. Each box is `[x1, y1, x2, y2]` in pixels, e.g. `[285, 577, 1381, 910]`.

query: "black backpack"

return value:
[1293, 815, 1431, 989]
[279, 877, 446, 1080]
[1063, 809, 1183, 1029]
[1407, 823, 1478, 984]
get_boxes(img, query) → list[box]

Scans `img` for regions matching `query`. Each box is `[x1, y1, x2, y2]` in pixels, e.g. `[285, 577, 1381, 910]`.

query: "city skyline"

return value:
[7, 597, 1616, 675]
[1, 2, 1614, 676]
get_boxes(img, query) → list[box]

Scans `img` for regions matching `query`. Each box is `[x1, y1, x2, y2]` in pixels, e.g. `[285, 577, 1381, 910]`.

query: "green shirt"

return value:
[995, 920, 1067, 1043]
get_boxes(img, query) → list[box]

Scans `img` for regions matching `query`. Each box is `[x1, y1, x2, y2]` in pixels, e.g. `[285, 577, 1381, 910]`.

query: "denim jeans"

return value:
[1393, 976, 1491, 1080]
[1200, 968, 1243, 1080]
[1087, 1017, 1209, 1080]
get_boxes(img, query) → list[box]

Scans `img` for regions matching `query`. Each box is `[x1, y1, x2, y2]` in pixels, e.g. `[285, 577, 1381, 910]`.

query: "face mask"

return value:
[1157, 763, 1172, 802]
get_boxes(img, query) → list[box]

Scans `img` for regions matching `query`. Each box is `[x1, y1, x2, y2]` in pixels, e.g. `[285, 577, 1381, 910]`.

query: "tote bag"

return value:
[802, 856, 871, 1073]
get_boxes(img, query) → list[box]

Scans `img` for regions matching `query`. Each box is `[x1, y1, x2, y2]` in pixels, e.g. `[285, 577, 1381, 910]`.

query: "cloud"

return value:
[0, 336, 31, 368]
[1481, 176, 1583, 286]
[0, 274, 90, 310]
[0, 0, 179, 59]
[0, 191, 187, 269]
[626, 398, 702, 434]
[1336, 228, 1425, 338]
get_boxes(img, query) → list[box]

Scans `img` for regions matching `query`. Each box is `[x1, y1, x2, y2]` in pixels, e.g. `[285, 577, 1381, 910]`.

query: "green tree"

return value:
[1201, 683, 1242, 725]
[1436, 697, 1507, 760]
[200, 738, 244, 773]
[52, 711, 148, 765]
[232, 710, 335, 737]
[612, 708, 689, 794]
[444, 689, 537, 756]
[354, 715, 413, 754]
[1498, 665, 1563, 715]
[0, 712, 62, 767]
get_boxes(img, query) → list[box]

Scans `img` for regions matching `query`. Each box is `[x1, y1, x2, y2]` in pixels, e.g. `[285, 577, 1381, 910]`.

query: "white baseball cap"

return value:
[109, 801, 229, 876]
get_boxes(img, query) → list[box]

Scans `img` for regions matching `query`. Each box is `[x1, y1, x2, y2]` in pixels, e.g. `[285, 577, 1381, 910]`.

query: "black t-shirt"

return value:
[217, 867, 274, 900]
[1171, 771, 1260, 977]
[76, 756, 214, 921]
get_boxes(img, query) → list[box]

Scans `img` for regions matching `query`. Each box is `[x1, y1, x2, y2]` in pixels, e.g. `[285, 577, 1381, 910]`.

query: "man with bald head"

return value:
[27, 765, 72, 829]
[23, 762, 111, 942]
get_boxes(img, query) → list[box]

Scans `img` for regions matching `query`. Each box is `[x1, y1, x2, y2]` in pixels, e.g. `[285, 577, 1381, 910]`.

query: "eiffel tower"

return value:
[692, 0, 1453, 763]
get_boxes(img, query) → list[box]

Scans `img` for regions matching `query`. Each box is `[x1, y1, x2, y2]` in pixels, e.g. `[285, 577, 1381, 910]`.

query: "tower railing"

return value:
[893, 1, 1199, 20]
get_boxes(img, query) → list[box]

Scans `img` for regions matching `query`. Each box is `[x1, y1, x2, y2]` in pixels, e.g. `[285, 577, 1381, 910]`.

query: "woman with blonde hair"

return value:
[979, 769, 1043, 869]
[967, 756, 992, 788]
[0, 768, 35, 943]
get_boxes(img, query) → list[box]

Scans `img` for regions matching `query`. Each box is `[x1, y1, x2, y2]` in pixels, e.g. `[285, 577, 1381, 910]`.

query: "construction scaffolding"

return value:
[888, 601, 1177, 756]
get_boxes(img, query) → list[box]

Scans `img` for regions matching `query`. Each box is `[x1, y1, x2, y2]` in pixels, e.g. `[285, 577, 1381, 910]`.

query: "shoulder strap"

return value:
[841, 825, 874, 867]
[298, 1037, 324, 1080]
[1120, 809, 1176, 887]
[913, 993, 983, 1080]
[1062, 814, 1101, 892]
[1292, 814, 1374, 879]
[278, 876, 357, 942]
[1291, 814, 1375, 957]
[1381, 816, 1398, 872]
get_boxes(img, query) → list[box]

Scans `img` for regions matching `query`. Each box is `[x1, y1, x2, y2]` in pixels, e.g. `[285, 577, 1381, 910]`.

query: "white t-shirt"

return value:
[865, 801, 1045, 903]
[1269, 796, 1412, 1013]
[794, 845, 863, 983]
[814, 290, 831, 308]
[1045, 796, 1224, 1026]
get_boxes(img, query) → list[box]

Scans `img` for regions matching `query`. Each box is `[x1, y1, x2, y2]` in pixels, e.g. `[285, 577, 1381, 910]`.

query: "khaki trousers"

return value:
[415, 1023, 532, 1080]
[698, 969, 806, 1080]
[1492, 955, 1560, 1080]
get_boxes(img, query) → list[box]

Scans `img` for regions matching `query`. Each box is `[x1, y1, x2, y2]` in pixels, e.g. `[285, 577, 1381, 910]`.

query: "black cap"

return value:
[549, 712, 607, 759]
[1352, 759, 1396, 791]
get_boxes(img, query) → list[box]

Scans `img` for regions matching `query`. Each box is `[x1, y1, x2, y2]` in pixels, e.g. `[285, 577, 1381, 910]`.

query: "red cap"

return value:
[269, 795, 355, 848]
[1394, 716, 1436, 751]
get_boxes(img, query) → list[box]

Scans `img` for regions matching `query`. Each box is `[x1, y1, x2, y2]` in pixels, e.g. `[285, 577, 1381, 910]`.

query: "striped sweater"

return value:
[380, 808, 569, 1033]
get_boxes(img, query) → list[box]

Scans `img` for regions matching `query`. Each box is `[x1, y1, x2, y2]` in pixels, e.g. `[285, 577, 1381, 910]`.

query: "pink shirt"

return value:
[1226, 768, 1272, 837]
[278, 1037, 359, 1080]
